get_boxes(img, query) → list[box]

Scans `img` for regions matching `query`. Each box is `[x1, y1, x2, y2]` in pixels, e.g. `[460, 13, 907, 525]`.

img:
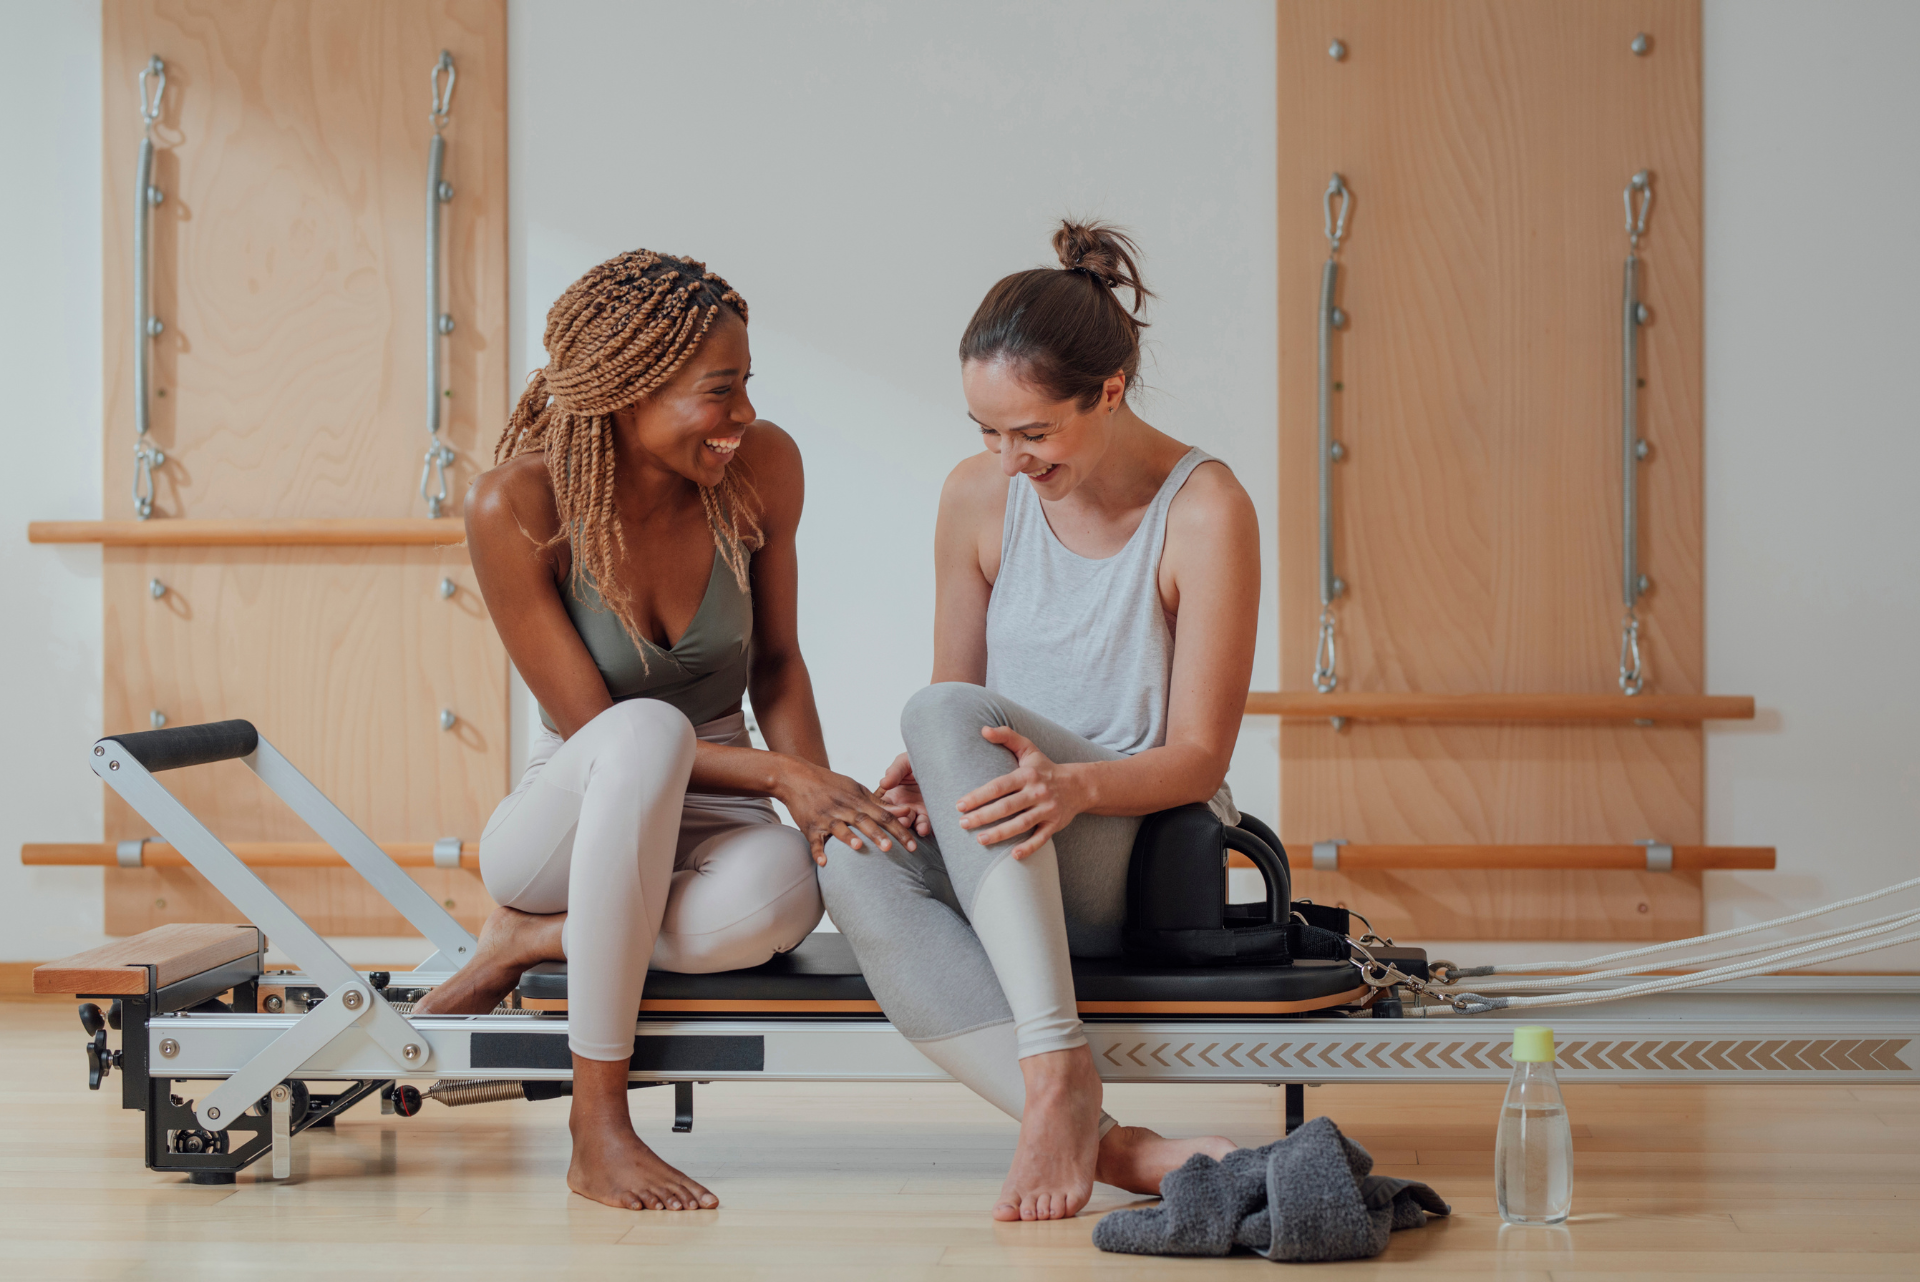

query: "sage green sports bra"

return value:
[538, 548, 753, 733]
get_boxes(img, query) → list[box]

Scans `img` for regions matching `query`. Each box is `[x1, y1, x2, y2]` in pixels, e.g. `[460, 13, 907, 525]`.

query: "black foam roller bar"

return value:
[101, 719, 259, 773]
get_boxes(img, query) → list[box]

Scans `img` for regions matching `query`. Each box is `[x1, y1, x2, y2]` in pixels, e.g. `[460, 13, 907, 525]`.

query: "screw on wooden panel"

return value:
[1329, 38, 1346, 61]
[150, 710, 167, 729]
[440, 709, 457, 731]
[159, 1039, 178, 1058]
[444, 898, 456, 909]
[1631, 32, 1651, 56]
[150, 578, 167, 599]
[153, 898, 165, 909]
[439, 577, 456, 599]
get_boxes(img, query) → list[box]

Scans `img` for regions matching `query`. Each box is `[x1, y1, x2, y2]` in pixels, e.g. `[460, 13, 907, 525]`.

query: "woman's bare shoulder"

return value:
[735, 419, 802, 530]
[940, 450, 1010, 518]
[1167, 456, 1257, 545]
[465, 453, 561, 549]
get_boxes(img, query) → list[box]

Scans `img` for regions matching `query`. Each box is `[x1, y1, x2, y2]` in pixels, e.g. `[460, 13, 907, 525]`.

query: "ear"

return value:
[1104, 373, 1127, 412]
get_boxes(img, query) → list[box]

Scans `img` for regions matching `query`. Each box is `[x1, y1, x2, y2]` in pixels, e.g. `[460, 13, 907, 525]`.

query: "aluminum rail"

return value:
[1619, 170, 1653, 692]
[132, 57, 167, 519]
[420, 51, 457, 516]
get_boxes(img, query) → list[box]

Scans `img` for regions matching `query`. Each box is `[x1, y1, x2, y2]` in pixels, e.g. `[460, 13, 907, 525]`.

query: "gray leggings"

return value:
[817, 682, 1139, 1126]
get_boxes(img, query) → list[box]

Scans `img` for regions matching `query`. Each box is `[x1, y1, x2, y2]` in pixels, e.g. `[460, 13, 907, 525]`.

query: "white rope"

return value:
[1479, 874, 1920, 976]
[1464, 920, 1920, 1012]
[1467, 907, 1920, 991]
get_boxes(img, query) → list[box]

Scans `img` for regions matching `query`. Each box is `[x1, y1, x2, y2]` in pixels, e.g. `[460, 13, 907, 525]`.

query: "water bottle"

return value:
[1494, 1025, 1572, 1225]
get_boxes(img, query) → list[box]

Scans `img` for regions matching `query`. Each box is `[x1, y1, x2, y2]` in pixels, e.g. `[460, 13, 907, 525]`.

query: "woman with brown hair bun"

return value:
[819, 220, 1261, 1221]
[411, 249, 918, 1212]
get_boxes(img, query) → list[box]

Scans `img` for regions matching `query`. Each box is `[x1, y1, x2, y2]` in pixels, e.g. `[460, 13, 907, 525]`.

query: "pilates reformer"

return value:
[38, 719, 1920, 1186]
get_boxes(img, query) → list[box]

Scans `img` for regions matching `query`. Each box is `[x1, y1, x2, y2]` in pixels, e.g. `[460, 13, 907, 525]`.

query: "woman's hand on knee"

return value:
[876, 752, 933, 839]
[776, 759, 920, 866]
[955, 726, 1090, 860]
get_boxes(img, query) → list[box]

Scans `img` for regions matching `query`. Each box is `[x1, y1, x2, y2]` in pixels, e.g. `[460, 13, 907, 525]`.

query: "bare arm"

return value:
[684, 423, 917, 862]
[1072, 461, 1260, 814]
[929, 454, 1004, 685]
[681, 423, 829, 792]
[464, 457, 614, 740]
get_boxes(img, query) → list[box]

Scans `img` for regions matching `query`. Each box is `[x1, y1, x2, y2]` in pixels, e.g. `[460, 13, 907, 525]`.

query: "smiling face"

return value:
[611, 309, 755, 487]
[962, 356, 1125, 497]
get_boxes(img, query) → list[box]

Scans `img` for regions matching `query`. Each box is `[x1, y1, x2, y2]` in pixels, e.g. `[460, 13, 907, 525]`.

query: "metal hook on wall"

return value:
[1618, 170, 1653, 694]
[132, 56, 169, 519]
[1314, 174, 1351, 695]
[421, 51, 458, 518]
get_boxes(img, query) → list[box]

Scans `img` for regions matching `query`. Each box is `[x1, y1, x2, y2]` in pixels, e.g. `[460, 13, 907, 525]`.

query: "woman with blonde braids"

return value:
[412, 249, 917, 1212]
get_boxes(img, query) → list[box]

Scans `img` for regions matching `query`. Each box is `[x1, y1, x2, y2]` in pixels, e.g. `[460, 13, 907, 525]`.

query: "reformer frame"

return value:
[44, 720, 1920, 1186]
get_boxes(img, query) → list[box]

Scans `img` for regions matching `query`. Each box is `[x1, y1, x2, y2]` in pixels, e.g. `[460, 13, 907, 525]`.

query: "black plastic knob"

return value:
[78, 1003, 105, 1037]
[392, 1084, 423, 1117]
[85, 1029, 111, 1089]
[368, 971, 391, 991]
[107, 998, 123, 1031]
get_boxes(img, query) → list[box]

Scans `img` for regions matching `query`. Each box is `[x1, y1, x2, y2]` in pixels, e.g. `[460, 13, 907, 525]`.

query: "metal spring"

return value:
[422, 1079, 524, 1108]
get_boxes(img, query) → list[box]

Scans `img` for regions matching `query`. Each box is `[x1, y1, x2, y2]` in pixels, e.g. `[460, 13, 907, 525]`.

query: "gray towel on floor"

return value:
[1092, 1116, 1450, 1262]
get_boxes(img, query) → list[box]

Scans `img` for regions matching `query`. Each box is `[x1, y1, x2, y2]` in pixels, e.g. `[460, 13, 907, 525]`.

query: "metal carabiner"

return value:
[138, 56, 166, 134]
[132, 439, 164, 521]
[1323, 173, 1350, 254]
[1624, 170, 1652, 248]
[419, 440, 455, 519]
[1618, 610, 1644, 696]
[1312, 605, 1339, 694]
[430, 50, 456, 130]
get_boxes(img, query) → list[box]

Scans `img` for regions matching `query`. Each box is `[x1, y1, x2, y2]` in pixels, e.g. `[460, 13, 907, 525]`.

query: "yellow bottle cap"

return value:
[1511, 1026, 1556, 1063]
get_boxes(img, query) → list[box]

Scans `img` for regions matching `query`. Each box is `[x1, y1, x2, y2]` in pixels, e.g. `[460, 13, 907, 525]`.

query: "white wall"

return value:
[1700, 0, 1920, 964]
[4, 0, 1915, 968]
[508, 0, 1283, 819]
[0, 0, 107, 961]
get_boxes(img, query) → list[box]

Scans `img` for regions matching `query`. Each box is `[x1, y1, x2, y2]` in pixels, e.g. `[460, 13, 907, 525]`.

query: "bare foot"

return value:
[568, 1123, 718, 1212]
[1095, 1125, 1238, 1197]
[409, 906, 562, 1015]
[993, 1046, 1103, 1222]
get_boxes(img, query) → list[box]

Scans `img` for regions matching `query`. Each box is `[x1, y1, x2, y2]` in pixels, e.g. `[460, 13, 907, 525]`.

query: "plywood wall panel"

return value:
[102, 0, 508, 521]
[94, 2, 509, 937]
[105, 866, 493, 937]
[1277, 2, 1704, 939]
[103, 546, 506, 844]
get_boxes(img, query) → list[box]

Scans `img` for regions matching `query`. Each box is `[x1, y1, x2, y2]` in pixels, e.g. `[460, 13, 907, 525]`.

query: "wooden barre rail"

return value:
[1228, 844, 1775, 872]
[26, 519, 468, 547]
[1243, 691, 1755, 723]
[23, 841, 479, 872]
[27, 841, 1771, 874]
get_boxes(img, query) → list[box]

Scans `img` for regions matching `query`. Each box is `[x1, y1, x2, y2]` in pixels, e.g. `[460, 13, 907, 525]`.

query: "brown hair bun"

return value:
[1051, 219, 1151, 315]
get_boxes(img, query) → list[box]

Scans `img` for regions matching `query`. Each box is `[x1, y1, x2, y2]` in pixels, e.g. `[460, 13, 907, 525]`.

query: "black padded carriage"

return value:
[516, 931, 1428, 1015]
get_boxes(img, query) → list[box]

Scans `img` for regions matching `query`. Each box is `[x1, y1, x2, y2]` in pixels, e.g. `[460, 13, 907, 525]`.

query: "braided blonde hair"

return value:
[498, 249, 763, 659]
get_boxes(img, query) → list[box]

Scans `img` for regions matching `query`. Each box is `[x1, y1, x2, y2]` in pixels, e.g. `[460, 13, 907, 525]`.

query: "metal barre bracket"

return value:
[1312, 839, 1348, 872]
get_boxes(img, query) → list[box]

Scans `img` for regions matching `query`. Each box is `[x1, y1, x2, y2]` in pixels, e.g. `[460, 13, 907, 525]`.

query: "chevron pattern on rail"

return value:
[1092, 1036, 1913, 1075]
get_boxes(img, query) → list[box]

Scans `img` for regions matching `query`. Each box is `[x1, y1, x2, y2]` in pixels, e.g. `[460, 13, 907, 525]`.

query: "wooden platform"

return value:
[1, 1002, 1915, 1277]
[30, 923, 260, 996]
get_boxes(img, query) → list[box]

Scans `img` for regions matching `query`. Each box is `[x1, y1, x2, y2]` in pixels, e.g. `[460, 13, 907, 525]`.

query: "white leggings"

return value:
[479, 700, 824, 1060]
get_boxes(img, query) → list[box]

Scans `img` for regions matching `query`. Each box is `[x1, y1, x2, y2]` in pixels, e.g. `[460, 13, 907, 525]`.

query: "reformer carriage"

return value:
[38, 718, 1920, 1186]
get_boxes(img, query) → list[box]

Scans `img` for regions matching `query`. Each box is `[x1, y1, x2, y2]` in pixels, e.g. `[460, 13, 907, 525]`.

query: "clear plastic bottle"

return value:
[1494, 1025, 1573, 1225]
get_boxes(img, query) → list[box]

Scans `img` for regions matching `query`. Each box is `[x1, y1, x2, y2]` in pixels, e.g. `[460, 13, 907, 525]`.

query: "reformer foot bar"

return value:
[35, 720, 1920, 1185]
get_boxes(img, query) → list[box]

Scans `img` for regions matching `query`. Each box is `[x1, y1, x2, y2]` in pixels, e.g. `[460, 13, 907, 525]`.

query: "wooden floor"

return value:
[3, 1003, 1916, 1279]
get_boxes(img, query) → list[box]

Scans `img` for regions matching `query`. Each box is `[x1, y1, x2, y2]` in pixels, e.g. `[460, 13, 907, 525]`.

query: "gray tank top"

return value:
[985, 447, 1214, 757]
[538, 547, 752, 733]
